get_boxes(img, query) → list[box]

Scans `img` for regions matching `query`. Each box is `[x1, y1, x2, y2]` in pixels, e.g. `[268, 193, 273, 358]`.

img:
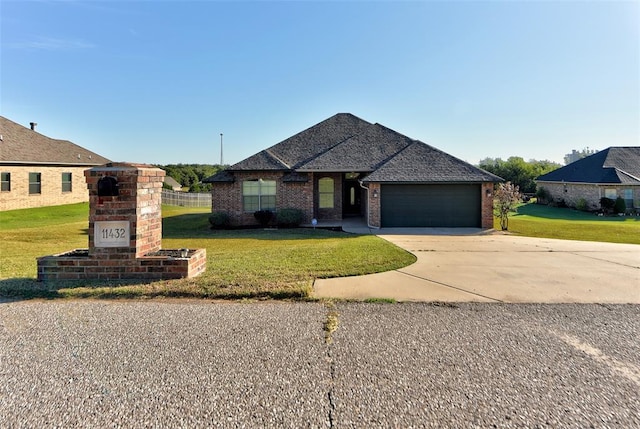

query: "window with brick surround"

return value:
[29, 172, 41, 194]
[604, 188, 617, 199]
[62, 172, 72, 193]
[1, 172, 10, 192]
[243, 179, 276, 212]
[318, 177, 334, 209]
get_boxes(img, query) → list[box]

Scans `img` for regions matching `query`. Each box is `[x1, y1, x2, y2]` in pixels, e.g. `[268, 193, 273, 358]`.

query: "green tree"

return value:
[157, 164, 227, 193]
[479, 157, 561, 194]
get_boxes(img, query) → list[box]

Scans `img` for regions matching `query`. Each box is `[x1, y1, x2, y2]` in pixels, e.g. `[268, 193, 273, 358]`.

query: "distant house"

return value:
[204, 113, 502, 228]
[536, 147, 640, 212]
[163, 176, 183, 191]
[0, 116, 111, 211]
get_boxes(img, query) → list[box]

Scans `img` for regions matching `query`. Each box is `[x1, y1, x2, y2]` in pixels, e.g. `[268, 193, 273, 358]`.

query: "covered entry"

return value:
[380, 184, 481, 227]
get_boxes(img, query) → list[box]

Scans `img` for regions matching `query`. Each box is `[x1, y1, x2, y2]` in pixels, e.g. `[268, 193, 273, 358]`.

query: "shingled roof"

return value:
[363, 141, 503, 183]
[230, 113, 372, 171]
[537, 147, 640, 184]
[205, 113, 502, 184]
[0, 116, 110, 166]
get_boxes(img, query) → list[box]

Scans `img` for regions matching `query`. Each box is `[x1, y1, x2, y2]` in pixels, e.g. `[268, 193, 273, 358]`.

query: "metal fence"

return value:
[162, 189, 211, 208]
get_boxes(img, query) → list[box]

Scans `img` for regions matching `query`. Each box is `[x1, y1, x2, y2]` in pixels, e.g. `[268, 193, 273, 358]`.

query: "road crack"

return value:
[323, 301, 339, 428]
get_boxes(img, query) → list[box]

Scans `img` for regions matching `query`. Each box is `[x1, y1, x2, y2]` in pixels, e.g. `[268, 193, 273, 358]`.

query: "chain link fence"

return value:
[162, 189, 211, 208]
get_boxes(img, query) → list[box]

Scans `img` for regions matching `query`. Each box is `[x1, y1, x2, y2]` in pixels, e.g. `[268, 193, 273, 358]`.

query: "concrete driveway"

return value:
[313, 232, 640, 303]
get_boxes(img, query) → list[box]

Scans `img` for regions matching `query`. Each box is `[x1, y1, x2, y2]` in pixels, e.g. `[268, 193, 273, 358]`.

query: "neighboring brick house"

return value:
[0, 116, 111, 211]
[204, 113, 502, 228]
[536, 147, 640, 212]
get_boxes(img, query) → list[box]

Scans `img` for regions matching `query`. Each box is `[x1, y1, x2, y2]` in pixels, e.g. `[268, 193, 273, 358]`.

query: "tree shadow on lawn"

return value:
[163, 213, 357, 241]
[514, 203, 640, 222]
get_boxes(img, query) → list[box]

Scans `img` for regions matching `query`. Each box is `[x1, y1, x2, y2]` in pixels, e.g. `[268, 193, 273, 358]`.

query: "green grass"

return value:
[499, 203, 640, 245]
[0, 203, 416, 300]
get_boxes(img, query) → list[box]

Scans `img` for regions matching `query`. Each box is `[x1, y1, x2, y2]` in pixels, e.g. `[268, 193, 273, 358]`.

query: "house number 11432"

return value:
[94, 221, 130, 247]
[101, 228, 126, 239]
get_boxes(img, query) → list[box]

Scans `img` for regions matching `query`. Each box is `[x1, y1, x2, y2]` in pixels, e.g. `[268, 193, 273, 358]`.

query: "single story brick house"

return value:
[0, 116, 111, 211]
[536, 146, 640, 212]
[205, 113, 502, 228]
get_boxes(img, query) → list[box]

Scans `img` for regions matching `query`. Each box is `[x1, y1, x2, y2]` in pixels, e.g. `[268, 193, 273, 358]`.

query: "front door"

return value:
[343, 180, 361, 216]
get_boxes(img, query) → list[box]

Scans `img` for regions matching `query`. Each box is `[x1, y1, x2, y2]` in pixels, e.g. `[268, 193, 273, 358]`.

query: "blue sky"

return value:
[1, 1, 638, 166]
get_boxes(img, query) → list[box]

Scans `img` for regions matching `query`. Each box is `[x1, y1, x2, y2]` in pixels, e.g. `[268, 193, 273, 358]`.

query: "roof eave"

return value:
[296, 168, 374, 173]
[0, 161, 108, 167]
[362, 179, 500, 184]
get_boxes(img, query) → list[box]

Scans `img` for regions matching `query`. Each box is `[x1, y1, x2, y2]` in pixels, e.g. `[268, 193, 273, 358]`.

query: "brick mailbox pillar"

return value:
[85, 162, 165, 259]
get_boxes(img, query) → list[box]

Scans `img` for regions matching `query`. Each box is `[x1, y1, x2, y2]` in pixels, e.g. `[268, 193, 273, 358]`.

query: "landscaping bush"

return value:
[535, 187, 550, 205]
[208, 211, 231, 229]
[276, 208, 305, 227]
[254, 210, 273, 227]
[600, 197, 615, 214]
[576, 198, 588, 212]
[614, 197, 626, 215]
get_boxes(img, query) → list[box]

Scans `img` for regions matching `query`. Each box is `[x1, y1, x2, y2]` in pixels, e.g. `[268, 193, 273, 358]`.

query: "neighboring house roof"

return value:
[536, 147, 640, 185]
[205, 113, 502, 184]
[163, 176, 182, 189]
[0, 116, 110, 166]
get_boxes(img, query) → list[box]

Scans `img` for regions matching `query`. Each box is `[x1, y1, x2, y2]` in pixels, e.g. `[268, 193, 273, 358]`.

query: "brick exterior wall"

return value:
[366, 183, 380, 227]
[0, 165, 92, 211]
[212, 171, 317, 226]
[481, 182, 494, 229]
[538, 182, 640, 211]
[213, 172, 498, 229]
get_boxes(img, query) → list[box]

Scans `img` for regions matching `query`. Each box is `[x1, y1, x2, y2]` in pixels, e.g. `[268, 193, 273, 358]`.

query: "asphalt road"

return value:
[1, 300, 638, 428]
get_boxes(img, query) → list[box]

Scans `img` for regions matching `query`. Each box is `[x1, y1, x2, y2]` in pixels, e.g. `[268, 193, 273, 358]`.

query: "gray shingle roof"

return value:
[297, 123, 414, 172]
[537, 147, 640, 184]
[230, 113, 372, 171]
[0, 116, 111, 166]
[363, 141, 503, 183]
[205, 113, 503, 184]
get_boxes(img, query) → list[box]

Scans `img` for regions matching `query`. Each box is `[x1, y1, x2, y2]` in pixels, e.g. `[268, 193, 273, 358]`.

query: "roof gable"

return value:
[0, 116, 111, 166]
[537, 147, 640, 184]
[297, 123, 413, 172]
[229, 113, 372, 171]
[363, 141, 503, 183]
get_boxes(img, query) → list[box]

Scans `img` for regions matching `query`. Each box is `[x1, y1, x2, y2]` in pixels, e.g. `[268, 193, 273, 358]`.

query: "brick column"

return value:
[85, 163, 166, 260]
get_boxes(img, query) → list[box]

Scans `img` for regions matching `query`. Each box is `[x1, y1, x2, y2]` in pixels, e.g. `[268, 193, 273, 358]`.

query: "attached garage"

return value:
[380, 184, 481, 227]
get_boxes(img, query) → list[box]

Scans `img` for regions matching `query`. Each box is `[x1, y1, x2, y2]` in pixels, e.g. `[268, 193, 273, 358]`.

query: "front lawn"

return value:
[499, 203, 640, 245]
[0, 203, 416, 300]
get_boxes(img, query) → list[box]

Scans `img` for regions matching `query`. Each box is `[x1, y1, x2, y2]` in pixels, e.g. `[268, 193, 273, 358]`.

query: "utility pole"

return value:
[220, 133, 224, 165]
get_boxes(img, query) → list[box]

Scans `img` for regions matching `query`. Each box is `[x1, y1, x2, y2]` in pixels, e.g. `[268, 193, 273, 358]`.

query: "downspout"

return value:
[358, 180, 378, 230]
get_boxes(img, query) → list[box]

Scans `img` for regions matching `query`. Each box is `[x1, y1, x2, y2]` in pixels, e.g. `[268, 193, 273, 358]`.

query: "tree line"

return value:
[478, 157, 561, 194]
[157, 164, 227, 193]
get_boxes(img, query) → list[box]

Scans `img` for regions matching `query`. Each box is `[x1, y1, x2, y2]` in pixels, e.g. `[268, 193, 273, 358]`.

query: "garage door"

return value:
[381, 184, 481, 227]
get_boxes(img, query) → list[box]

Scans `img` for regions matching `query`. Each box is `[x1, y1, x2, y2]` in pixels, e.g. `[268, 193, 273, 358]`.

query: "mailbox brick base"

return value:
[37, 248, 207, 281]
